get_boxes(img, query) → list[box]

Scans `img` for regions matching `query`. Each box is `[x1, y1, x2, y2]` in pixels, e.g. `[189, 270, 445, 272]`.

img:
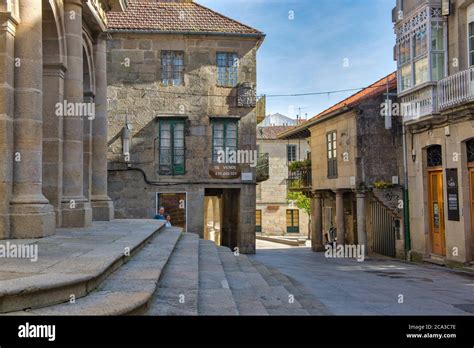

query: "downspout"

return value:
[402, 123, 412, 258]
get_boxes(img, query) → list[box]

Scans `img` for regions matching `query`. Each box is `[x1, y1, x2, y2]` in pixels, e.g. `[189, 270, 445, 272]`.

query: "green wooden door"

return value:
[286, 209, 299, 233]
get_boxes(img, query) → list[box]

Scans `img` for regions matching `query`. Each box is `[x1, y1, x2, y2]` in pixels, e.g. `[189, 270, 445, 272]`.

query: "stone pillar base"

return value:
[10, 203, 55, 239]
[312, 244, 326, 252]
[91, 199, 114, 221]
[61, 201, 92, 228]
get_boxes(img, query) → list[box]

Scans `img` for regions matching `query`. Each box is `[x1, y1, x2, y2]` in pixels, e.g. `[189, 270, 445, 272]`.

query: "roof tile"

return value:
[107, 0, 264, 35]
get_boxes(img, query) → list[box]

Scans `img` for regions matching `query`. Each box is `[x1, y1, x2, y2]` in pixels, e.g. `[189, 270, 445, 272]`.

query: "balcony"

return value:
[400, 84, 438, 122]
[287, 160, 312, 191]
[438, 67, 474, 111]
[256, 153, 269, 182]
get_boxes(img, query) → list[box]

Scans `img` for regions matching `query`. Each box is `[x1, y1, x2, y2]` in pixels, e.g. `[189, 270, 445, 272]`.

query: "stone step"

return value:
[0, 220, 166, 314]
[145, 232, 200, 316]
[248, 258, 332, 315]
[218, 245, 311, 315]
[217, 246, 268, 315]
[7, 227, 182, 315]
[198, 240, 238, 315]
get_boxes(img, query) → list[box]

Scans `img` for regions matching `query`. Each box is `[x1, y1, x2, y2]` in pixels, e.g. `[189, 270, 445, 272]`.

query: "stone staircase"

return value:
[2, 224, 329, 316]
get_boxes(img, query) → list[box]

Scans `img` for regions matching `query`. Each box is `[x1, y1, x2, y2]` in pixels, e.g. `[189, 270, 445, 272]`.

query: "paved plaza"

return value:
[251, 240, 474, 315]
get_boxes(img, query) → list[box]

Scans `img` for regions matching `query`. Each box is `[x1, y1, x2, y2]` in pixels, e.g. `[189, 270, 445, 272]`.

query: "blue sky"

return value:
[199, 0, 397, 119]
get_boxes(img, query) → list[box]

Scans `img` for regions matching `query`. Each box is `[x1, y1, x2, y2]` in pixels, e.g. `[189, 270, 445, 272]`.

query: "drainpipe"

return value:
[402, 123, 412, 257]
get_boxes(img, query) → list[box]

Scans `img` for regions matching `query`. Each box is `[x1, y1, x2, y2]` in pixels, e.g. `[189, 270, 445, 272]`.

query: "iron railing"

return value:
[287, 163, 312, 191]
[438, 67, 474, 110]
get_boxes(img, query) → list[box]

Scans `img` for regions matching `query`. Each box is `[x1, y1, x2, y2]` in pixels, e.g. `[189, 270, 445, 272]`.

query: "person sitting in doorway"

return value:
[154, 206, 165, 220]
[164, 214, 172, 228]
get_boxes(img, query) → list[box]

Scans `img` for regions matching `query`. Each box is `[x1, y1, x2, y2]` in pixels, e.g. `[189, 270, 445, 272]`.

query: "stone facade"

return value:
[279, 74, 406, 258]
[394, 0, 474, 265]
[0, 0, 119, 240]
[256, 128, 310, 236]
[106, 12, 264, 253]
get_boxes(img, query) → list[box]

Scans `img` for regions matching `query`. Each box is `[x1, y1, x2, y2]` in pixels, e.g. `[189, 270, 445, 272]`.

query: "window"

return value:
[161, 51, 184, 86]
[256, 210, 262, 232]
[159, 119, 185, 175]
[469, 5, 474, 66]
[327, 131, 338, 178]
[396, 14, 446, 92]
[212, 119, 238, 162]
[287, 145, 297, 162]
[431, 22, 445, 81]
[467, 139, 474, 163]
[427, 145, 442, 168]
[413, 26, 428, 85]
[286, 209, 299, 233]
[217, 52, 238, 87]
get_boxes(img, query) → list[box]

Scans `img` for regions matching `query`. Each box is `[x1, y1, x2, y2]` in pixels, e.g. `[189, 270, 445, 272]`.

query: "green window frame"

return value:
[158, 119, 185, 175]
[212, 119, 238, 163]
[287, 144, 297, 162]
[286, 209, 299, 233]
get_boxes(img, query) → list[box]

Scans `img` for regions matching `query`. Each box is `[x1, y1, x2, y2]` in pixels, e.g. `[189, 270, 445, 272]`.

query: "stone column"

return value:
[91, 34, 113, 220]
[61, 0, 92, 227]
[311, 191, 324, 251]
[356, 190, 368, 255]
[42, 65, 65, 228]
[0, 7, 17, 239]
[10, 0, 56, 238]
[83, 92, 93, 201]
[335, 189, 345, 244]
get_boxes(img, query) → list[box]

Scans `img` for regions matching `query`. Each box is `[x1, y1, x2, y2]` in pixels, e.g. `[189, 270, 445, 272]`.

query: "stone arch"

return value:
[43, 0, 67, 67]
[82, 31, 96, 96]
[41, 0, 67, 227]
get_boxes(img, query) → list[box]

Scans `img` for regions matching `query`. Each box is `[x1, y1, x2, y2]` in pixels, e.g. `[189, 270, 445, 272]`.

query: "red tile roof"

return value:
[107, 0, 264, 36]
[276, 72, 397, 140]
[257, 126, 296, 140]
[312, 72, 397, 121]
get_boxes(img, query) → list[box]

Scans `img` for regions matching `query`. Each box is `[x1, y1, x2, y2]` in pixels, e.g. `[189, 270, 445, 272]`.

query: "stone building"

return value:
[105, 0, 265, 253]
[279, 73, 407, 258]
[393, 0, 474, 266]
[0, 0, 124, 239]
[256, 124, 310, 237]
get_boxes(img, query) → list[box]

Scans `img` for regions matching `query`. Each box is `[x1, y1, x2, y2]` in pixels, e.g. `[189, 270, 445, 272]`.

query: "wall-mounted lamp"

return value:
[411, 148, 416, 163]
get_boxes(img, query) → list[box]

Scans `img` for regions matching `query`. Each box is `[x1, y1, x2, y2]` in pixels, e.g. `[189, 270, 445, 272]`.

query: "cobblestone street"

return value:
[251, 240, 474, 315]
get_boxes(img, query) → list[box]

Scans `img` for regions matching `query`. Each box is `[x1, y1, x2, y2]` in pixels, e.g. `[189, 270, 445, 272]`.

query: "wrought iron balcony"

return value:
[256, 153, 269, 182]
[287, 161, 312, 191]
[438, 67, 474, 111]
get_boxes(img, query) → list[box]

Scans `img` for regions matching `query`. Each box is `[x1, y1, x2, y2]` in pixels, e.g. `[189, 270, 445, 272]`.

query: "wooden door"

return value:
[428, 170, 446, 255]
[470, 169, 474, 255]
